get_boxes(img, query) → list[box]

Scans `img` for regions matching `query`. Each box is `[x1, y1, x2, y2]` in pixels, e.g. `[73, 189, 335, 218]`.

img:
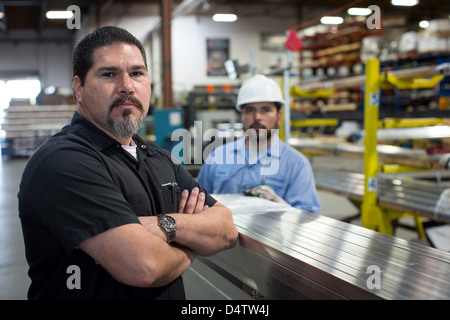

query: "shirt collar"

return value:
[235, 134, 282, 160]
[70, 111, 155, 155]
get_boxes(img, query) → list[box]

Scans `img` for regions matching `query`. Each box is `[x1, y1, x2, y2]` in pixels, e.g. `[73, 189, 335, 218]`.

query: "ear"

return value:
[277, 109, 283, 127]
[72, 76, 83, 104]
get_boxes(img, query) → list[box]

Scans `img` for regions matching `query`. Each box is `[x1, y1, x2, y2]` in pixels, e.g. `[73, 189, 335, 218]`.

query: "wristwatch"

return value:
[157, 214, 177, 243]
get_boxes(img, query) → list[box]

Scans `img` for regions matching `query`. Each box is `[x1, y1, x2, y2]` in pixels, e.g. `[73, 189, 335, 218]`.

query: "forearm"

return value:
[138, 203, 238, 256]
[172, 203, 238, 256]
[149, 243, 195, 287]
[80, 223, 195, 288]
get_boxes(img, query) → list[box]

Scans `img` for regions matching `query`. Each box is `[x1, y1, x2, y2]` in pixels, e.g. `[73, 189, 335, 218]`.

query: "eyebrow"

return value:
[96, 65, 147, 73]
[243, 104, 276, 110]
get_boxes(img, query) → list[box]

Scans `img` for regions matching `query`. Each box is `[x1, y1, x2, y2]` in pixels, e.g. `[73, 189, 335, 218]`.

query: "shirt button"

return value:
[141, 144, 147, 149]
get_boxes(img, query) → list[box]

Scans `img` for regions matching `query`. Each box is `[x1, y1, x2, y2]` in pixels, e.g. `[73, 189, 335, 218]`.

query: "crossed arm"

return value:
[79, 188, 238, 288]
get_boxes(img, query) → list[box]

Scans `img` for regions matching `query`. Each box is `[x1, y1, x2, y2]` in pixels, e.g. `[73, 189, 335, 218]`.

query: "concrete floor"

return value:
[0, 158, 30, 299]
[0, 157, 423, 300]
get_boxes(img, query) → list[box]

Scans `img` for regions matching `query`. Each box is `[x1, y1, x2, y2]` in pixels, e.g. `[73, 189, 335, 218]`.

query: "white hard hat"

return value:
[236, 74, 284, 112]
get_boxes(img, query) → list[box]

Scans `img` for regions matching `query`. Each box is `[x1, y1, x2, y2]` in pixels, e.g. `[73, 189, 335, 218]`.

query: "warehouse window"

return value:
[0, 78, 41, 140]
[0, 78, 41, 111]
[5, 79, 41, 106]
[0, 81, 7, 140]
[0, 81, 7, 112]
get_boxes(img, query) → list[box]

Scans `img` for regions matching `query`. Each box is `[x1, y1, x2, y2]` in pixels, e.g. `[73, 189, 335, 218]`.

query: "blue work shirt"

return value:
[197, 135, 321, 214]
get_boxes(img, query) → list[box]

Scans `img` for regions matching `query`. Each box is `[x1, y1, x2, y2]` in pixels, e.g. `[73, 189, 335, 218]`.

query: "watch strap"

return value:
[157, 214, 177, 243]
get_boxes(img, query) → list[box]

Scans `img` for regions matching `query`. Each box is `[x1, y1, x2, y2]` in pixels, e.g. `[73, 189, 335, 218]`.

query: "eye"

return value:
[102, 72, 114, 77]
[243, 107, 255, 114]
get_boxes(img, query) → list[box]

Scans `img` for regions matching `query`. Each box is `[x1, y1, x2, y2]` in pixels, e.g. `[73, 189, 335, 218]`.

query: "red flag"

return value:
[284, 29, 302, 52]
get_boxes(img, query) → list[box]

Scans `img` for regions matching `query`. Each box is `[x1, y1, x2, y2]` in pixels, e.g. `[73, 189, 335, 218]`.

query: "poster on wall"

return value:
[206, 38, 229, 76]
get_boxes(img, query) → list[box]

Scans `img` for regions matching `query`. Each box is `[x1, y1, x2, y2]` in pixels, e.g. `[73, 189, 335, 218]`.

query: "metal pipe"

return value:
[294, 64, 448, 93]
[161, 0, 174, 108]
[313, 168, 450, 223]
[283, 62, 291, 142]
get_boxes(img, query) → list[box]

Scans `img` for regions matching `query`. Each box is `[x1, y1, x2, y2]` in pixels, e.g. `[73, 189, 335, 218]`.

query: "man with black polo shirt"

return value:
[18, 26, 238, 300]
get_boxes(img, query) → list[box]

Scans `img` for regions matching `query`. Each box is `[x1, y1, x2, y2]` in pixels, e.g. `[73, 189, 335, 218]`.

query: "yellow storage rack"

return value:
[287, 60, 449, 236]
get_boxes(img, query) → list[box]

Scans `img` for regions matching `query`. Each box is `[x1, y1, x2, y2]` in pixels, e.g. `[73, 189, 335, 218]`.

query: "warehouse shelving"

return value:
[289, 56, 450, 236]
[379, 53, 450, 114]
[293, 18, 450, 127]
[1, 104, 76, 157]
[294, 20, 379, 123]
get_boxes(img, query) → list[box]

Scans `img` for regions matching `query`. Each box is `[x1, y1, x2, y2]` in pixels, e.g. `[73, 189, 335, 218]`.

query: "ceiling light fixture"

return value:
[347, 8, 372, 16]
[419, 20, 429, 28]
[212, 14, 237, 22]
[391, 0, 419, 6]
[320, 16, 344, 25]
[46, 11, 73, 19]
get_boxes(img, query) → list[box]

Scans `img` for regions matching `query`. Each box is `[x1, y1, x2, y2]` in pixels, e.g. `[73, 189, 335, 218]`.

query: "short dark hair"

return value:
[72, 26, 148, 86]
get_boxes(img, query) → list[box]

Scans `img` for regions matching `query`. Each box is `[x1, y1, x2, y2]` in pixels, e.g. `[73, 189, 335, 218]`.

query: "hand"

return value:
[244, 185, 288, 205]
[138, 187, 208, 242]
[178, 187, 208, 214]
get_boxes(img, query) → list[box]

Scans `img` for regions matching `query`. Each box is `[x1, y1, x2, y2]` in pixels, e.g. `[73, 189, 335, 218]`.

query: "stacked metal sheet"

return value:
[378, 171, 450, 222]
[313, 168, 450, 223]
[314, 169, 365, 202]
[184, 195, 450, 300]
[289, 137, 447, 169]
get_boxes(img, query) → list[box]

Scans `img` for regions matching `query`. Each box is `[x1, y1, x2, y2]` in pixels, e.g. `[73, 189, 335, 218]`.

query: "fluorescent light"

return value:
[419, 20, 429, 28]
[320, 16, 344, 25]
[212, 14, 237, 22]
[46, 11, 73, 19]
[391, 0, 419, 6]
[0, 12, 4, 19]
[348, 8, 372, 16]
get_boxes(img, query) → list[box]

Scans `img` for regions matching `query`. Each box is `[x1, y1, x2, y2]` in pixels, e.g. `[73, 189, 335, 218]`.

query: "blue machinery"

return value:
[153, 108, 184, 151]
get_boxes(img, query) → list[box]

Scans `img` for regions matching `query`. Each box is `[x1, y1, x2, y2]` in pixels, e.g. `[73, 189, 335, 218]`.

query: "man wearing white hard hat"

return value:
[197, 74, 321, 214]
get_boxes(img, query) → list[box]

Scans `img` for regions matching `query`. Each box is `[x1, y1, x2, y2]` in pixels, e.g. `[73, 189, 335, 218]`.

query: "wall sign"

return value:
[206, 38, 229, 76]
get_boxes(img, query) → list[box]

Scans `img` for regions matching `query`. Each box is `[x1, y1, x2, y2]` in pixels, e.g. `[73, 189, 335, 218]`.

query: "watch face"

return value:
[159, 215, 176, 242]
[163, 215, 176, 230]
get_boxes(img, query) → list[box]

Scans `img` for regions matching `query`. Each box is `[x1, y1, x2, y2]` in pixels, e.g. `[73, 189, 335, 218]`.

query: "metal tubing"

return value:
[313, 168, 450, 223]
[161, 0, 174, 108]
[185, 195, 450, 300]
[294, 64, 446, 93]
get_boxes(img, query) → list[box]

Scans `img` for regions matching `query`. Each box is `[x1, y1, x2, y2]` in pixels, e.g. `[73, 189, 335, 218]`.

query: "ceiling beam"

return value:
[3, 0, 42, 5]
[161, 0, 173, 108]
[37, 0, 47, 32]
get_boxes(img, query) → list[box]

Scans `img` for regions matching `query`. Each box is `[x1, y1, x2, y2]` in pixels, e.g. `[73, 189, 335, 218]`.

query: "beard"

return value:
[107, 96, 144, 139]
[247, 122, 274, 142]
[107, 111, 143, 138]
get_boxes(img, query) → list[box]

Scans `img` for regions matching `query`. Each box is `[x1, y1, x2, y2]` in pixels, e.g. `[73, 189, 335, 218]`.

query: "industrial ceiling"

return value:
[0, 0, 449, 33]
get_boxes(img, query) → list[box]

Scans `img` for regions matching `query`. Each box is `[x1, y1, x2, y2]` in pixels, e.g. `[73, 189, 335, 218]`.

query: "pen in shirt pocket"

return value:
[161, 181, 181, 203]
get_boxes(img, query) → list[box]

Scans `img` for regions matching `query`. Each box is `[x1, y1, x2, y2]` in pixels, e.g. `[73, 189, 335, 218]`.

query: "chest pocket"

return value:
[159, 182, 180, 214]
[123, 193, 152, 216]
[215, 167, 231, 178]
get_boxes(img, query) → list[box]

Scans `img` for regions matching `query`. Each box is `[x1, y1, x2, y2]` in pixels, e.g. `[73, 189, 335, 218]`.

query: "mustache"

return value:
[250, 122, 267, 129]
[109, 96, 143, 112]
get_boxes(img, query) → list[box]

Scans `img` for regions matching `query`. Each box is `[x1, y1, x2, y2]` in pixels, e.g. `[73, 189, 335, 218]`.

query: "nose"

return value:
[119, 73, 135, 96]
[254, 109, 264, 121]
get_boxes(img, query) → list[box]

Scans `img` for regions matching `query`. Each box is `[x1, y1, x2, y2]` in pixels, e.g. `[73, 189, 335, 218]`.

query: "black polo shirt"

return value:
[18, 111, 216, 300]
